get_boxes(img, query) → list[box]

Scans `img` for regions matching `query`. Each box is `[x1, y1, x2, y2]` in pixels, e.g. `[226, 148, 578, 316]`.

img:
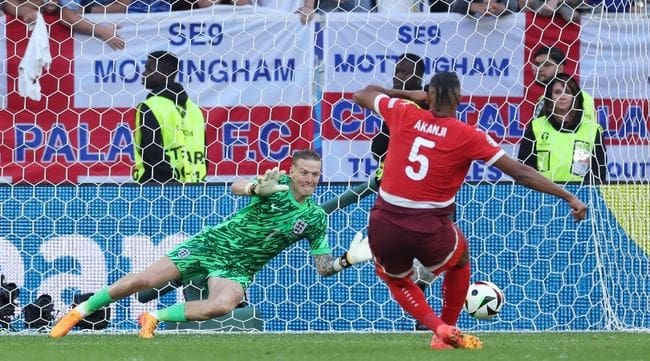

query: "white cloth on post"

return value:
[18, 13, 52, 101]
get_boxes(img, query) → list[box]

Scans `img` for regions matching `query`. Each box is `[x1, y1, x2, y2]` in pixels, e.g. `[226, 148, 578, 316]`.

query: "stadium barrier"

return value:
[0, 184, 647, 332]
[1, 10, 649, 184]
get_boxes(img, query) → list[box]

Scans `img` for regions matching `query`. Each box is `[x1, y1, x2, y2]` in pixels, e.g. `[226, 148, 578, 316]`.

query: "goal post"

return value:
[0, 7, 649, 332]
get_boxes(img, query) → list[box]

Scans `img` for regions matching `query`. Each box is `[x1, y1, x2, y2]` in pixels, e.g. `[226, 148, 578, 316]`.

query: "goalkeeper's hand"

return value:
[341, 232, 372, 267]
[254, 167, 289, 196]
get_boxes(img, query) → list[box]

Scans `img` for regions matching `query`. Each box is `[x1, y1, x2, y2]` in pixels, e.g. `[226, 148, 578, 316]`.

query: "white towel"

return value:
[18, 13, 52, 101]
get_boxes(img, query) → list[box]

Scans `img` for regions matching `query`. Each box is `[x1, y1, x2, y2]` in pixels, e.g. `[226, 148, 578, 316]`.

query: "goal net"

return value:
[0, 5, 648, 333]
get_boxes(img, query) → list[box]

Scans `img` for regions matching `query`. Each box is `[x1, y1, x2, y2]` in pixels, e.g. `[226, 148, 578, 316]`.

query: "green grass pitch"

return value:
[2, 332, 649, 361]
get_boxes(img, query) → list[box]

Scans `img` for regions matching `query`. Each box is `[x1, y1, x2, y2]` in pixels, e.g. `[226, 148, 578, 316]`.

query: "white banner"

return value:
[322, 140, 376, 182]
[322, 140, 518, 182]
[580, 16, 650, 100]
[323, 12, 525, 97]
[323, 140, 649, 182]
[73, 6, 314, 108]
[606, 145, 650, 181]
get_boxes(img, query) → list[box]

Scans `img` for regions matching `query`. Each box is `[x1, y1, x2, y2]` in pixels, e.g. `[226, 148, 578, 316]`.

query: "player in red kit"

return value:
[352, 71, 587, 350]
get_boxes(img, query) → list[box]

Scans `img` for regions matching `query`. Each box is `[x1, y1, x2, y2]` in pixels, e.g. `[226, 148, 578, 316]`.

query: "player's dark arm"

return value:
[492, 154, 587, 221]
[517, 124, 537, 169]
[590, 129, 607, 184]
[352, 85, 427, 110]
[371, 122, 389, 162]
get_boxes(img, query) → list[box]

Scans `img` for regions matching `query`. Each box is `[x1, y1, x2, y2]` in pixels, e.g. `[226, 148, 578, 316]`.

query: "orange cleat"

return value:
[435, 324, 483, 349]
[138, 312, 159, 339]
[462, 333, 484, 349]
[50, 310, 83, 338]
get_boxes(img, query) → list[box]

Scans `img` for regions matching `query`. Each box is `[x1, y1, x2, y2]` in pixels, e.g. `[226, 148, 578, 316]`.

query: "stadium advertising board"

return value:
[1, 184, 647, 331]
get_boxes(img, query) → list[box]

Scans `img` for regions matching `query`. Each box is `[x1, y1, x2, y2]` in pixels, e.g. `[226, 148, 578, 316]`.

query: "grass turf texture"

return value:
[2, 332, 649, 361]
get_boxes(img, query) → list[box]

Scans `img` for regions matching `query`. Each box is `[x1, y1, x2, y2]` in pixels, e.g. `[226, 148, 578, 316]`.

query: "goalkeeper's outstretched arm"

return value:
[313, 232, 372, 276]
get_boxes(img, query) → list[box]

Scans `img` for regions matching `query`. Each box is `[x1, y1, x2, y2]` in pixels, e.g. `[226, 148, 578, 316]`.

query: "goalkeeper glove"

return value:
[336, 232, 372, 270]
[250, 167, 289, 196]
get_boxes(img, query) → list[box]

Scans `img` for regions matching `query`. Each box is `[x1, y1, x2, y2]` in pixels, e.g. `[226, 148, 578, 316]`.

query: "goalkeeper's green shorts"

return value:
[166, 233, 253, 289]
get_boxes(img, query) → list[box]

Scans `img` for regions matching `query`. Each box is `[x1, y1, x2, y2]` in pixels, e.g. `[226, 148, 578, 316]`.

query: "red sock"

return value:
[378, 268, 444, 332]
[440, 262, 470, 326]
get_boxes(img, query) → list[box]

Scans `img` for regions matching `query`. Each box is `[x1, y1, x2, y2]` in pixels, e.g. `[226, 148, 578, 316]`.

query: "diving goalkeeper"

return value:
[50, 149, 372, 339]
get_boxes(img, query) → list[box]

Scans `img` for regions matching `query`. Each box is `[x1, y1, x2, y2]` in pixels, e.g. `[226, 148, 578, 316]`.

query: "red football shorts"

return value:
[368, 196, 467, 278]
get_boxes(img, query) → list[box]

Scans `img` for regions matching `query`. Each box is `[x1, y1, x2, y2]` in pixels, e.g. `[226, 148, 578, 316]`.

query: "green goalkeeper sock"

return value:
[76, 287, 113, 316]
[152, 303, 187, 322]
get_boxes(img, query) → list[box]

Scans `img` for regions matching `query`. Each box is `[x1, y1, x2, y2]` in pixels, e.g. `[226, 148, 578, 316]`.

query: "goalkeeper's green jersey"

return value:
[184, 174, 330, 279]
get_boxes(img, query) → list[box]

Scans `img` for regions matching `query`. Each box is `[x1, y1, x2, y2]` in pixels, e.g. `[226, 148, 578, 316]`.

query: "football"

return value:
[464, 281, 505, 320]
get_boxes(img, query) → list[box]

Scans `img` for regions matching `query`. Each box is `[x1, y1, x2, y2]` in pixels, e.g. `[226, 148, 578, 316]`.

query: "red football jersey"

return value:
[373, 94, 505, 208]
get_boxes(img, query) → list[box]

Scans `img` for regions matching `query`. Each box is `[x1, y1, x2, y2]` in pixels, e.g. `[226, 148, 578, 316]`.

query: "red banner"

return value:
[0, 15, 314, 184]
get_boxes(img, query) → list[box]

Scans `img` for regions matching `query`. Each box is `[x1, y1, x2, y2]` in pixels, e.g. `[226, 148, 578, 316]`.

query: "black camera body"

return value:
[23, 294, 55, 329]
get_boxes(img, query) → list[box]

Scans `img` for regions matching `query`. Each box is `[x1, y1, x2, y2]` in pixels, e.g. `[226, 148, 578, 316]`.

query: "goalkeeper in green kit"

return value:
[50, 149, 372, 339]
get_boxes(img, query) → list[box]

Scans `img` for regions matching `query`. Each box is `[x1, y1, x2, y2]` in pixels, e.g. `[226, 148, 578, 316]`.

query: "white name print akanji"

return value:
[413, 120, 448, 137]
